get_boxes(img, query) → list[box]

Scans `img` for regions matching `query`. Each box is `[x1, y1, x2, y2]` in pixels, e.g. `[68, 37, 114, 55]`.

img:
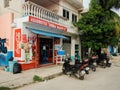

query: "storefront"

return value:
[12, 16, 67, 70]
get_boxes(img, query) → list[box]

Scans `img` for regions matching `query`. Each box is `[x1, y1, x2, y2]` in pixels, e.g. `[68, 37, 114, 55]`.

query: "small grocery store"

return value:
[0, 13, 67, 71]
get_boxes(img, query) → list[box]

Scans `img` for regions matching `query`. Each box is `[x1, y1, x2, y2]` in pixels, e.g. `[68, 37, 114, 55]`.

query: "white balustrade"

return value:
[22, 1, 68, 26]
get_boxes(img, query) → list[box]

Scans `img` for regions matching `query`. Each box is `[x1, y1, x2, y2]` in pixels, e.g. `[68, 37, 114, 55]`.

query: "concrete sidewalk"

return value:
[0, 64, 63, 89]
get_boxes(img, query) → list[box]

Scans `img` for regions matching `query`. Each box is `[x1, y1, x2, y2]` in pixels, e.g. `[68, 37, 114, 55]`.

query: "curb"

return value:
[12, 72, 63, 89]
[43, 72, 63, 80]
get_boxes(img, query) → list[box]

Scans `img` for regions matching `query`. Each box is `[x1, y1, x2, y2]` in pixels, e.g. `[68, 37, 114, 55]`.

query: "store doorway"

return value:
[39, 38, 53, 64]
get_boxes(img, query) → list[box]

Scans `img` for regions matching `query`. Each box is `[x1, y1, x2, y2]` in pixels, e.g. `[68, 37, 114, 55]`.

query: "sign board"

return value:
[55, 45, 61, 50]
[57, 50, 65, 55]
[29, 16, 67, 32]
[14, 28, 21, 57]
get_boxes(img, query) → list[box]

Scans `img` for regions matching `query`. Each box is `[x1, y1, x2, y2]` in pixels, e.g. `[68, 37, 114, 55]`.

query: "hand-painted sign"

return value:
[0, 38, 7, 54]
[22, 34, 27, 43]
[0, 54, 6, 66]
[14, 28, 21, 57]
[0, 38, 8, 66]
[29, 16, 67, 32]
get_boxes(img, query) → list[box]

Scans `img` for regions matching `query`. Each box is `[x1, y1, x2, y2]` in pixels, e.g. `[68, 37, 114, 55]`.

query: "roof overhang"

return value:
[27, 27, 67, 38]
[66, 0, 83, 10]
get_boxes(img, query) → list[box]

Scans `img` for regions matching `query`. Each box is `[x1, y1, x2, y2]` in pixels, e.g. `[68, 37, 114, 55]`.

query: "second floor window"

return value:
[72, 14, 77, 22]
[63, 9, 69, 20]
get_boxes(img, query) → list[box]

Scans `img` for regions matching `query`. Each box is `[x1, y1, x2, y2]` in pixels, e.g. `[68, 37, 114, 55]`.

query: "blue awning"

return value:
[27, 27, 66, 38]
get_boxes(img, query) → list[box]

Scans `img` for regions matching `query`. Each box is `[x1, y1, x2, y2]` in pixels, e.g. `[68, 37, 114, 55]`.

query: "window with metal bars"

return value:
[63, 9, 69, 20]
[72, 13, 77, 22]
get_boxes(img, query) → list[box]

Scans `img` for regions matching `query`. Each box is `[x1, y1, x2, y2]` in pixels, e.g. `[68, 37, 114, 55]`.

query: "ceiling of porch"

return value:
[26, 0, 83, 10]
[27, 0, 59, 7]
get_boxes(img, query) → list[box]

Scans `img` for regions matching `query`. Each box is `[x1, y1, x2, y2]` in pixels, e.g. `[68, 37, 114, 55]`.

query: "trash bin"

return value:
[9, 61, 17, 72]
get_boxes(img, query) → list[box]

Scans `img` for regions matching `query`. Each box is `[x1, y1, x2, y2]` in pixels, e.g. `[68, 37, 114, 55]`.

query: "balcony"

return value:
[22, 1, 68, 26]
[22, 1, 80, 34]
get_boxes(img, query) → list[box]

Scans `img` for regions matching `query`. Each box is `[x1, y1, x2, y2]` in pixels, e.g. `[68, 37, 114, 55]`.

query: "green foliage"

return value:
[33, 75, 43, 82]
[75, 0, 120, 51]
[99, 0, 120, 10]
[0, 86, 11, 90]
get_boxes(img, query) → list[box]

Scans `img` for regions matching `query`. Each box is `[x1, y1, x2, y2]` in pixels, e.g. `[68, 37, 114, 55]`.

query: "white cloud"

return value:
[83, 0, 91, 9]
[111, 8, 120, 16]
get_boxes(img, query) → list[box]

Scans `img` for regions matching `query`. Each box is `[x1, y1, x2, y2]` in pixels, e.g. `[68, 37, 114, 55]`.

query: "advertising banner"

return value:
[29, 16, 67, 32]
[14, 28, 21, 57]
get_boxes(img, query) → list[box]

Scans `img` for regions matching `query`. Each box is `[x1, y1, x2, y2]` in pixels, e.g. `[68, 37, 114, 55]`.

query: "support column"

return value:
[35, 34, 39, 68]
[71, 36, 75, 58]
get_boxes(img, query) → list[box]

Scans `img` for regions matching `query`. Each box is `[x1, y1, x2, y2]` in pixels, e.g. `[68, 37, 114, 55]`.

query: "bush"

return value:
[33, 75, 43, 82]
[0, 86, 11, 90]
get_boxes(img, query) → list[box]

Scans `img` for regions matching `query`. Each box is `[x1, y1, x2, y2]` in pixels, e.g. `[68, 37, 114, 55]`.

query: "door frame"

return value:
[39, 37, 54, 65]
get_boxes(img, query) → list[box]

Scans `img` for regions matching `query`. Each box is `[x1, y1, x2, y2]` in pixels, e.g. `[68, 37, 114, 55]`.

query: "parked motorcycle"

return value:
[76, 58, 90, 74]
[75, 56, 96, 73]
[96, 54, 112, 68]
[88, 57, 97, 72]
[62, 58, 86, 80]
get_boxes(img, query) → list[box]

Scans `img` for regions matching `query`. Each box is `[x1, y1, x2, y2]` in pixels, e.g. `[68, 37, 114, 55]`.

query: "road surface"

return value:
[16, 58, 120, 90]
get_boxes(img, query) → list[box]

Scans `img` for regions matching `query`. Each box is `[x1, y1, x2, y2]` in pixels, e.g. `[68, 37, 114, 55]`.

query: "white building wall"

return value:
[76, 36, 81, 57]
[13, 21, 23, 61]
[71, 36, 75, 56]
[21, 25, 36, 61]
[59, 0, 78, 20]
[13, 16, 30, 61]
[58, 0, 81, 58]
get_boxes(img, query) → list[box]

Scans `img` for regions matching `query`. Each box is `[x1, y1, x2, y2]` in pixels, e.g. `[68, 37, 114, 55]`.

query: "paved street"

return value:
[16, 56, 120, 90]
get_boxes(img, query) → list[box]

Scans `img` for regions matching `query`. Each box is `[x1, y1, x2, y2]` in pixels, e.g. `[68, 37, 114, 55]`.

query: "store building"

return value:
[0, 0, 83, 70]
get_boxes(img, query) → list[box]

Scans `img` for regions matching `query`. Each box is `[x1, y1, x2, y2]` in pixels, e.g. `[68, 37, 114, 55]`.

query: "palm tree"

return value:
[99, 0, 120, 10]
[98, 0, 120, 28]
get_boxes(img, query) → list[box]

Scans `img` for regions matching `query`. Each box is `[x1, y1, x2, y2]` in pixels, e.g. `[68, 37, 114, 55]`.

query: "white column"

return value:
[60, 38, 63, 50]
[71, 36, 75, 56]
[77, 35, 81, 57]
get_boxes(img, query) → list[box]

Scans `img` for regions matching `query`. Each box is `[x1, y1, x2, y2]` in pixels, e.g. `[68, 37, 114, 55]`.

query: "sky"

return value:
[83, 0, 120, 16]
[111, 8, 120, 16]
[83, 0, 91, 9]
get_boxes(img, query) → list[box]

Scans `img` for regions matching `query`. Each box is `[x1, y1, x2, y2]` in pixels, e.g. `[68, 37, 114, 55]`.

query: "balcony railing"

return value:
[22, 1, 68, 26]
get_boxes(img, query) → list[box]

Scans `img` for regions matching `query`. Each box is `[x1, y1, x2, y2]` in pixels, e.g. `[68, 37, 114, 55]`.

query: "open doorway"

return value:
[39, 38, 53, 64]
